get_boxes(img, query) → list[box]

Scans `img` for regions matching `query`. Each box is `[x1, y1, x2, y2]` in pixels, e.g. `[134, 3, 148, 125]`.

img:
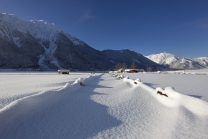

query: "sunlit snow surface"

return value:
[0, 72, 91, 109]
[0, 71, 208, 139]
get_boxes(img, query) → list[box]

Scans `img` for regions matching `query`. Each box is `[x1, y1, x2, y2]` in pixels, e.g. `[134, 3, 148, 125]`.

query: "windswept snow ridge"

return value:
[114, 72, 208, 116]
[93, 72, 208, 138]
[0, 72, 208, 139]
[0, 74, 102, 139]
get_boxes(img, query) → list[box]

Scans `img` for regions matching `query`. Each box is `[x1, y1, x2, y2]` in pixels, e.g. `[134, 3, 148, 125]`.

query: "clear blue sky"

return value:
[1, 0, 208, 58]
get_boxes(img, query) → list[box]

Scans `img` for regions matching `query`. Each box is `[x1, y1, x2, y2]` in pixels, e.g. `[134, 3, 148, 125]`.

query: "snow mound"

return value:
[0, 74, 96, 115]
[155, 87, 208, 116]
[135, 78, 141, 82]
[72, 75, 95, 86]
[0, 74, 99, 138]
[1, 72, 208, 138]
[121, 75, 208, 116]
[155, 87, 181, 107]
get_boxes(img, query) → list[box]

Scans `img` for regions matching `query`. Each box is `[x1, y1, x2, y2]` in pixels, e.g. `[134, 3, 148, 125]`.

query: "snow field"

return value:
[91, 72, 208, 138]
[93, 75, 208, 138]
[167, 69, 208, 75]
[123, 72, 208, 102]
[0, 73, 104, 139]
[0, 72, 208, 139]
[110, 72, 208, 114]
[0, 72, 94, 109]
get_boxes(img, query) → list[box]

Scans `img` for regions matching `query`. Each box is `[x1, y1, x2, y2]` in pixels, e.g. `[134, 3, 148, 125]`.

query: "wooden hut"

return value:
[58, 69, 70, 74]
[124, 69, 144, 73]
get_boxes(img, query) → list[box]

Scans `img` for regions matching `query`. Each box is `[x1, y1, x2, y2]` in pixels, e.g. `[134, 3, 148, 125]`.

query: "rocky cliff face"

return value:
[0, 13, 161, 71]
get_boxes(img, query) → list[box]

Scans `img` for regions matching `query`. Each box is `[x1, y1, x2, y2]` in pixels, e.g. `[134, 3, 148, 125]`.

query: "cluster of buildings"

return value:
[57, 69, 145, 74]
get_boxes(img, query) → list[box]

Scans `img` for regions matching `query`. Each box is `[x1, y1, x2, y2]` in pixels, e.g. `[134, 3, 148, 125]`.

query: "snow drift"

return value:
[0, 72, 208, 139]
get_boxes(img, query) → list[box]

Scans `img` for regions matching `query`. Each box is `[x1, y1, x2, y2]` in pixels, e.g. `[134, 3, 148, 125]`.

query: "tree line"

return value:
[114, 62, 153, 72]
[114, 62, 137, 70]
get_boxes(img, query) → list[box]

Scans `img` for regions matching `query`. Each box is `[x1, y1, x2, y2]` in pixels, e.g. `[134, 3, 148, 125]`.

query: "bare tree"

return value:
[130, 62, 137, 69]
[115, 63, 122, 70]
[147, 67, 152, 72]
[122, 63, 127, 70]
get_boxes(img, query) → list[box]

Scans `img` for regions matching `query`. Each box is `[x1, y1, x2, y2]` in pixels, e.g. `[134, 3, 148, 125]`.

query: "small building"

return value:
[58, 69, 70, 74]
[125, 69, 144, 73]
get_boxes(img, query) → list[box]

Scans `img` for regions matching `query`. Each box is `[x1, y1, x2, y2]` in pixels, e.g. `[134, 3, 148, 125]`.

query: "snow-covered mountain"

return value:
[193, 57, 208, 67]
[170, 58, 206, 70]
[146, 52, 179, 65]
[146, 52, 208, 70]
[0, 13, 161, 71]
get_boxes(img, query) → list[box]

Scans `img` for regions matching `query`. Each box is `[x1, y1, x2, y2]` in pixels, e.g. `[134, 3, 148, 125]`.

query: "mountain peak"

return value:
[146, 52, 208, 69]
[146, 52, 179, 65]
[0, 13, 162, 71]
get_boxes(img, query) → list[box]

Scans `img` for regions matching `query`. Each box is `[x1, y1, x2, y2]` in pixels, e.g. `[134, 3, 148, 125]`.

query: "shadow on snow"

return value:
[188, 95, 202, 99]
[0, 74, 122, 139]
[143, 82, 157, 88]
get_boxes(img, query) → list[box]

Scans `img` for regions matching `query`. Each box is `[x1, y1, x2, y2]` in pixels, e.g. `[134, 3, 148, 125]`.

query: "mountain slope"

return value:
[0, 13, 162, 71]
[170, 58, 205, 70]
[0, 14, 44, 68]
[193, 57, 208, 67]
[103, 49, 161, 70]
[146, 52, 179, 65]
[0, 13, 111, 70]
[146, 52, 207, 70]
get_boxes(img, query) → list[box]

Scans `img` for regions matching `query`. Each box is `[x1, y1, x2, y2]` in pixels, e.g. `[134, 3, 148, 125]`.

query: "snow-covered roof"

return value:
[58, 69, 70, 72]
[125, 69, 144, 71]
